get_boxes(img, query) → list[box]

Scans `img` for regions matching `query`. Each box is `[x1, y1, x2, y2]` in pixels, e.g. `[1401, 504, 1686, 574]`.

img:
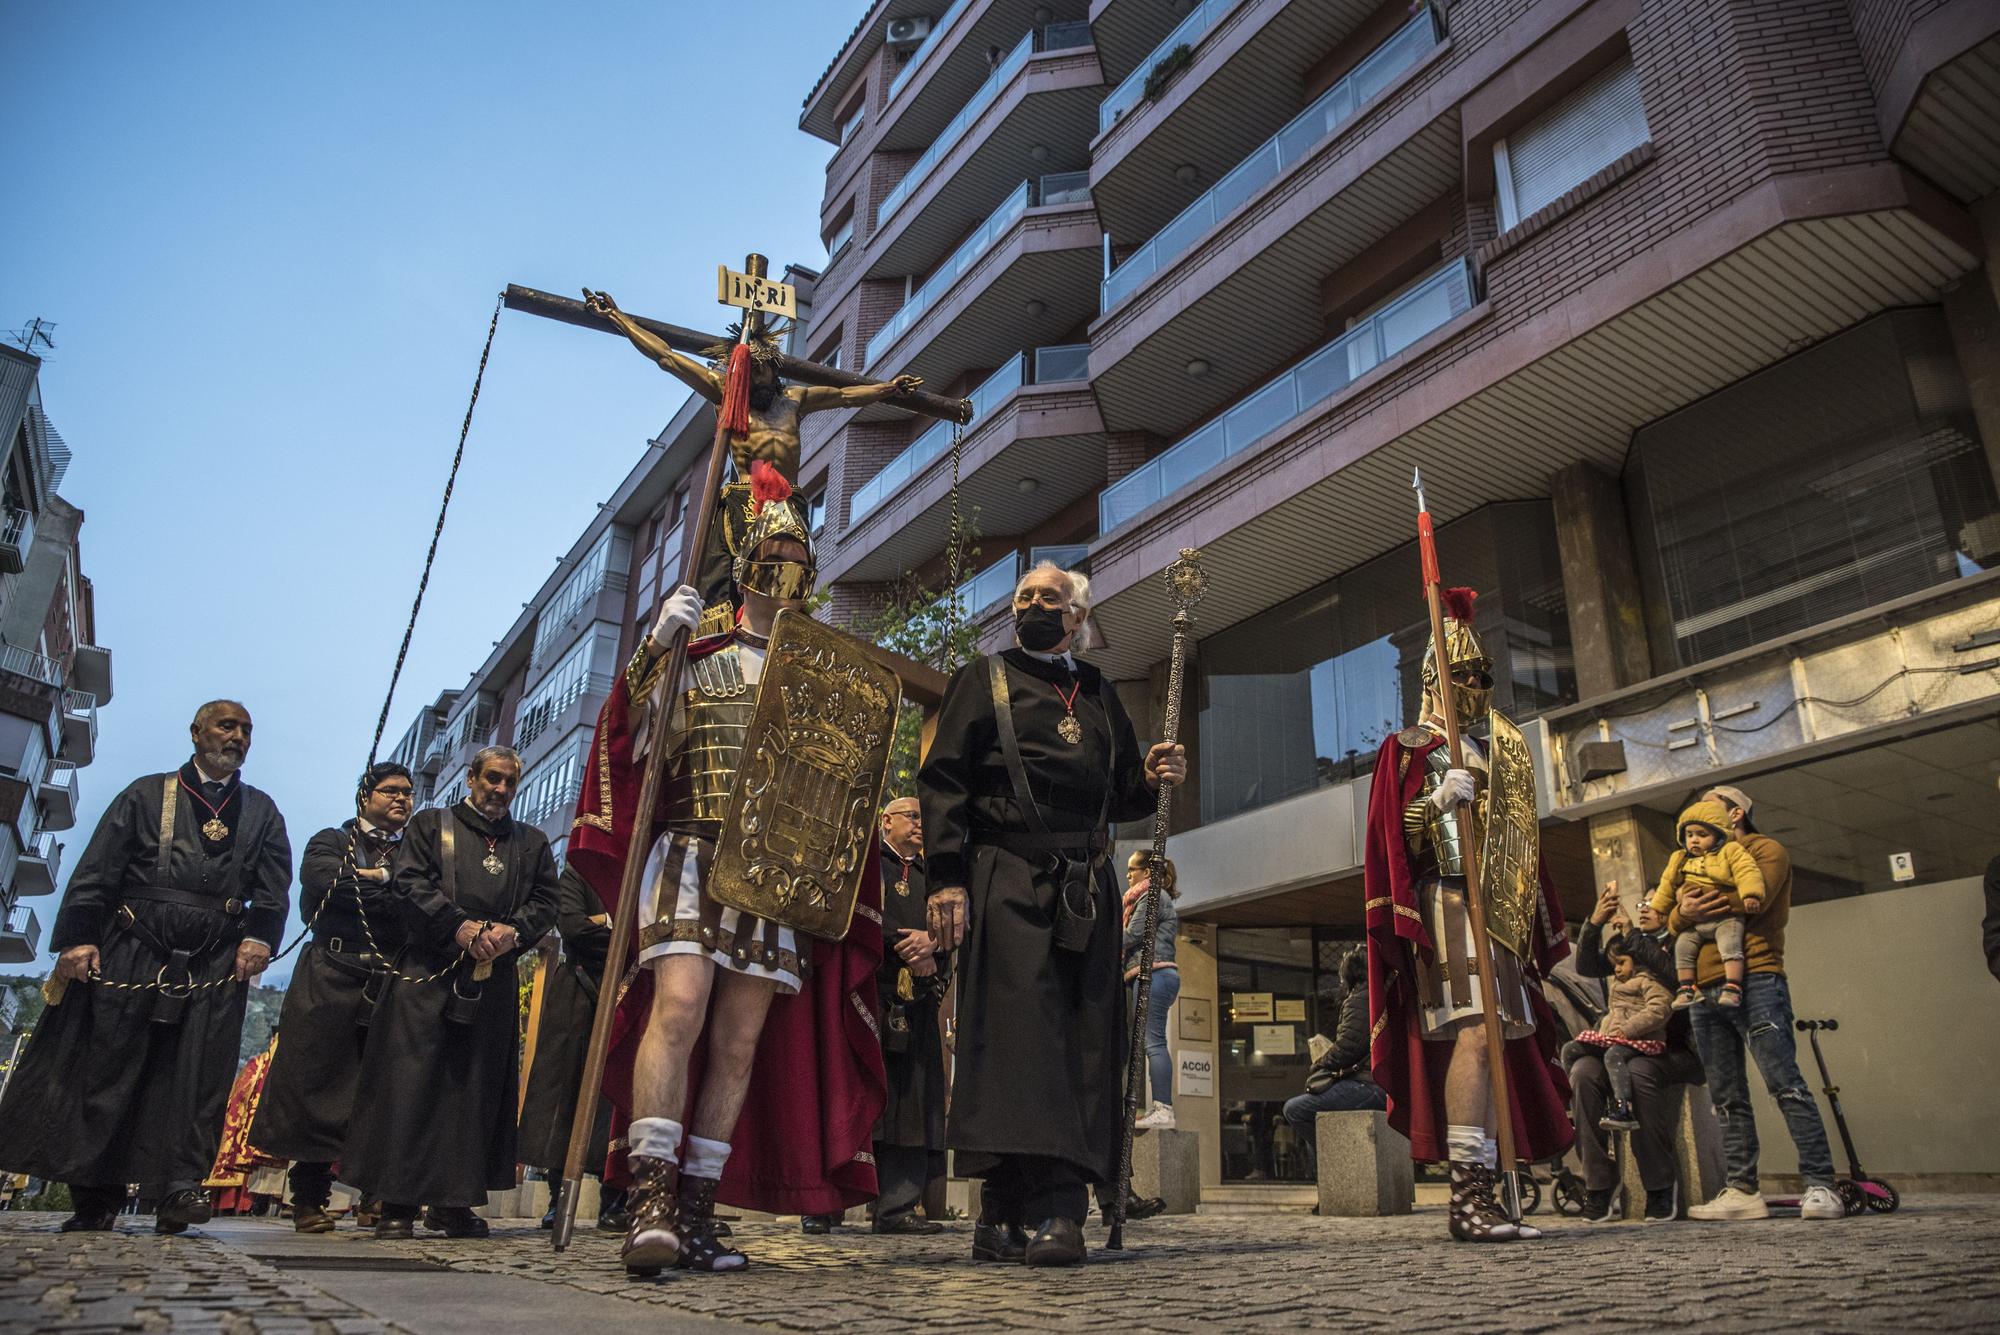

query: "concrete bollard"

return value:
[1133, 1128, 1202, 1214]
[1315, 1111, 1414, 1216]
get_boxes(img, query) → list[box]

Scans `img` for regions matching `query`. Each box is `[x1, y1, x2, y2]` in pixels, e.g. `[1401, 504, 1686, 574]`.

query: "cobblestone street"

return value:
[5, 1197, 1999, 1333]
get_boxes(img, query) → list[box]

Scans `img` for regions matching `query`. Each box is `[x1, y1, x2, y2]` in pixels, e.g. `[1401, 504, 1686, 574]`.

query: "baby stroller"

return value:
[1765, 1018, 1899, 1216]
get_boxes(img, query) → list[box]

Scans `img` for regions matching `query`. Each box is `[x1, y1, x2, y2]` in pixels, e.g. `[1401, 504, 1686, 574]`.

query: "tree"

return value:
[849, 549, 986, 801]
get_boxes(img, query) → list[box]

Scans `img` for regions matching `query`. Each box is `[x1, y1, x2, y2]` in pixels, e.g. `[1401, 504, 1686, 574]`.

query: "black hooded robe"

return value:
[516, 864, 614, 1175]
[918, 651, 1153, 1219]
[0, 765, 291, 1191]
[339, 802, 559, 1208]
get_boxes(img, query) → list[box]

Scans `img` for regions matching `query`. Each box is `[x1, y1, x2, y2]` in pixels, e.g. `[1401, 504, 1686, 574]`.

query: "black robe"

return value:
[875, 843, 946, 1152]
[249, 820, 408, 1163]
[339, 802, 560, 1207]
[918, 651, 1154, 1184]
[0, 763, 291, 1188]
[516, 865, 613, 1173]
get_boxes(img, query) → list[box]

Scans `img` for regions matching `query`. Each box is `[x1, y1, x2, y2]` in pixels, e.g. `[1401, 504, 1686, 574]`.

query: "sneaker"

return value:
[1599, 1100, 1640, 1132]
[1643, 1184, 1678, 1222]
[1581, 1186, 1622, 1223]
[1671, 986, 1700, 1010]
[1688, 1186, 1769, 1220]
[1799, 1185, 1845, 1220]
[1134, 1103, 1176, 1131]
[1717, 983, 1743, 1008]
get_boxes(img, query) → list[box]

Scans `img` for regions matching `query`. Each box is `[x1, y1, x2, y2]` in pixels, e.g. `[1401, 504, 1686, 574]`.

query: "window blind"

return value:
[1497, 58, 1649, 230]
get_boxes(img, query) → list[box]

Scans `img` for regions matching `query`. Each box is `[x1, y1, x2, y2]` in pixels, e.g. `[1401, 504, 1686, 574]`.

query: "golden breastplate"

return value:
[666, 647, 758, 828]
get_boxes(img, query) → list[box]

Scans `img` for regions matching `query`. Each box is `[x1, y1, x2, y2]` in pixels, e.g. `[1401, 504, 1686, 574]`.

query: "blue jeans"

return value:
[1282, 1080, 1389, 1172]
[1688, 972, 1835, 1190]
[1127, 969, 1181, 1106]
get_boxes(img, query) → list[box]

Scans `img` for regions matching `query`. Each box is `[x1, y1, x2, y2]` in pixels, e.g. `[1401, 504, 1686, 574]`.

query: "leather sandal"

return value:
[621, 1156, 681, 1276]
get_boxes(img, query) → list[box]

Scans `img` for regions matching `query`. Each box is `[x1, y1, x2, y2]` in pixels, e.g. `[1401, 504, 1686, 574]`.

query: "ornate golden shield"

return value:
[708, 609, 897, 940]
[1476, 709, 1540, 960]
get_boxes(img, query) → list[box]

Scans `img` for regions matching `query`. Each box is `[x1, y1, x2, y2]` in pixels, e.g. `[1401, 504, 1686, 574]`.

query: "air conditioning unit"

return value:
[885, 15, 933, 45]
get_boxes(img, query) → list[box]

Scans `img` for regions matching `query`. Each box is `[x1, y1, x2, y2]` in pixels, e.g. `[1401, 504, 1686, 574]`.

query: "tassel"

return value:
[719, 342, 753, 437]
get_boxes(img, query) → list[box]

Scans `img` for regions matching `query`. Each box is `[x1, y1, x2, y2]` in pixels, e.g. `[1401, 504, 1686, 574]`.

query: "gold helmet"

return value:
[1421, 586, 1494, 723]
[733, 461, 816, 601]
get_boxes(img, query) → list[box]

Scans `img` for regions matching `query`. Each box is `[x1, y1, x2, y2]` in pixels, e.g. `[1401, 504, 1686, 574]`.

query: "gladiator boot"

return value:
[673, 1175, 748, 1272]
[1447, 1159, 1522, 1243]
[621, 1156, 682, 1277]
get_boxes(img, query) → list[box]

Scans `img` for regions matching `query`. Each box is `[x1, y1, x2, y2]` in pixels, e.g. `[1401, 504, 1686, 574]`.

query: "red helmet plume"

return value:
[1441, 586, 1478, 624]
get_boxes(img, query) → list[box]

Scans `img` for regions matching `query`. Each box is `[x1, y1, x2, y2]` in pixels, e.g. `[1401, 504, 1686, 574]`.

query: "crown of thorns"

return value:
[702, 317, 791, 373]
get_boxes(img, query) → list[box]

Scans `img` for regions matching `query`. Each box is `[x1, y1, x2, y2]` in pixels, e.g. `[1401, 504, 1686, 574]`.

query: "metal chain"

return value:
[366, 295, 504, 768]
[940, 415, 967, 671]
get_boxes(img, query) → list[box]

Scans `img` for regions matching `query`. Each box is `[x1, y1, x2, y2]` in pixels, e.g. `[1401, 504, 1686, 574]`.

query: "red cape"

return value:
[567, 638, 887, 1214]
[1364, 730, 1575, 1165]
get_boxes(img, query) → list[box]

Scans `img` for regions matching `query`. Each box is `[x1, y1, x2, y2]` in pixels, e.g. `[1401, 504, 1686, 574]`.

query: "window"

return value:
[532, 531, 617, 667]
[516, 627, 620, 751]
[1197, 503, 1573, 824]
[806, 488, 828, 536]
[1493, 57, 1648, 231]
[517, 737, 586, 828]
[1627, 309, 1999, 668]
[825, 212, 855, 261]
[837, 99, 865, 146]
[811, 335, 843, 373]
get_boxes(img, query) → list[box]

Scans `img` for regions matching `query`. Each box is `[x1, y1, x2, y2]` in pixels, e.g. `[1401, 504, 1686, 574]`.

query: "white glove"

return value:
[649, 585, 703, 648]
[1429, 767, 1477, 812]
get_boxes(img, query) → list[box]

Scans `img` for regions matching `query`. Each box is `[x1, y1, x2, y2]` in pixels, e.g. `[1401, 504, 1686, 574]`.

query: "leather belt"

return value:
[972, 827, 1107, 860]
[123, 884, 245, 915]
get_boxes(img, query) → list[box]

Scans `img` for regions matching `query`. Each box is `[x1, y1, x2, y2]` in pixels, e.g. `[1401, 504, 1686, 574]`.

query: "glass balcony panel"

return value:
[1097, 258, 1471, 535]
[1041, 20, 1093, 51]
[886, 0, 975, 103]
[1100, 9, 1440, 311]
[1033, 344, 1092, 382]
[1225, 377, 1298, 453]
[1029, 544, 1091, 571]
[960, 551, 1025, 613]
[1037, 171, 1092, 206]
[849, 356, 1027, 524]
[1099, 460, 1163, 533]
[1099, 0, 1250, 132]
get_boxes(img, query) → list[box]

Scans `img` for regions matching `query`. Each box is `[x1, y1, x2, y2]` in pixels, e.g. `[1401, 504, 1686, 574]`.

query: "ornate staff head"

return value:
[1164, 547, 1207, 628]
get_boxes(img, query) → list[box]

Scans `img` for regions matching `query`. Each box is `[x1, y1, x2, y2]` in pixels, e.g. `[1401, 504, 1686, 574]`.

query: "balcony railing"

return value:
[42, 760, 77, 795]
[62, 690, 97, 761]
[0, 643, 61, 689]
[849, 343, 1095, 526]
[960, 551, 1025, 615]
[1099, 0, 1249, 132]
[885, 0, 975, 104]
[866, 174, 1093, 371]
[1, 507, 33, 575]
[875, 22, 1094, 233]
[1029, 543, 1092, 572]
[1103, 7, 1440, 311]
[0, 904, 41, 964]
[1100, 257, 1474, 533]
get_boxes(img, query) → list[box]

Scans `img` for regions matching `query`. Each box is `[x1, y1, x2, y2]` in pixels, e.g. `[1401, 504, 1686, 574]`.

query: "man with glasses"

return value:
[250, 762, 416, 1231]
[868, 795, 948, 1236]
[341, 746, 561, 1239]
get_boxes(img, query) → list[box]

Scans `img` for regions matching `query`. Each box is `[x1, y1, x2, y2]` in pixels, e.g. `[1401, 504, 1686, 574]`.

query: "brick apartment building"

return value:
[0, 344, 115, 968]
[794, 0, 2000, 1191]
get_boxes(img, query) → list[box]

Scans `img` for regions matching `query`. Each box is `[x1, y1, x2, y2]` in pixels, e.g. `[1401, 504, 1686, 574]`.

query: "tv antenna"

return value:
[5, 319, 57, 357]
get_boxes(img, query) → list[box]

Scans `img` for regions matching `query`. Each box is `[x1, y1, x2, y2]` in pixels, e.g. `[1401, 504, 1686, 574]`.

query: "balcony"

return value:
[0, 903, 39, 965]
[865, 28, 1102, 288]
[1091, 0, 1391, 244]
[1103, 8, 1440, 312]
[1097, 0, 1247, 133]
[61, 691, 96, 765]
[0, 643, 63, 724]
[38, 759, 78, 832]
[876, 22, 1093, 234]
[0, 507, 32, 575]
[70, 643, 113, 704]
[831, 345, 1100, 584]
[1099, 258, 1473, 534]
[1029, 542, 1091, 572]
[14, 832, 60, 897]
[862, 180, 1101, 400]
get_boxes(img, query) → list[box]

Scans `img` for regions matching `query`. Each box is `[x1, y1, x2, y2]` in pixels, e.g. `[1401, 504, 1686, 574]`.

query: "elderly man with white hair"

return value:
[919, 559, 1185, 1267]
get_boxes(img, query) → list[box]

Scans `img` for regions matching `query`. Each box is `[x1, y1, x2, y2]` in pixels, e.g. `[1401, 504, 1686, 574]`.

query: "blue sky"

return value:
[3, 2, 862, 980]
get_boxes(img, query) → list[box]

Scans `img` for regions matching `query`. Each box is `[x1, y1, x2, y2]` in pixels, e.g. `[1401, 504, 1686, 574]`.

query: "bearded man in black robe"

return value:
[0, 699, 291, 1234]
[920, 562, 1184, 1267]
[340, 744, 560, 1238]
[249, 761, 414, 1231]
[517, 863, 626, 1232]
[870, 795, 949, 1235]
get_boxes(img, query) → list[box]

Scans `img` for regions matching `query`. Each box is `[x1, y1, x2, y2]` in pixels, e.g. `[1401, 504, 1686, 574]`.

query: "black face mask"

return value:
[1015, 605, 1069, 653]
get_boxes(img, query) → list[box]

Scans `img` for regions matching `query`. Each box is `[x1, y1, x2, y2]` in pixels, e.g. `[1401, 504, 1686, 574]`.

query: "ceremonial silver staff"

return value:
[1109, 547, 1205, 1251]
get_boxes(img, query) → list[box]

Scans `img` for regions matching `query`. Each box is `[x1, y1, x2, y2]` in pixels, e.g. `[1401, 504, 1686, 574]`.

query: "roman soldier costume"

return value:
[1365, 588, 1573, 1241]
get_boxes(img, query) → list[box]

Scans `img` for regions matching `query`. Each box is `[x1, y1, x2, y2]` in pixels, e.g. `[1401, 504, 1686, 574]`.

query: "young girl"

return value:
[1648, 799, 1766, 1009]
[1561, 934, 1673, 1131]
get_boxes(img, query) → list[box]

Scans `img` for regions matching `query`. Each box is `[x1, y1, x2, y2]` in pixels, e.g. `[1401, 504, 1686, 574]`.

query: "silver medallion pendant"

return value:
[482, 853, 505, 876]
[201, 818, 230, 842]
[1057, 714, 1084, 745]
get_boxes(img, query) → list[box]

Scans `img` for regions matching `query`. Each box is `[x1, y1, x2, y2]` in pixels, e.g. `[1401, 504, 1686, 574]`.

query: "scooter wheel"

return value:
[1553, 1177, 1587, 1217]
[1866, 1181, 1900, 1214]
[1837, 1180, 1867, 1216]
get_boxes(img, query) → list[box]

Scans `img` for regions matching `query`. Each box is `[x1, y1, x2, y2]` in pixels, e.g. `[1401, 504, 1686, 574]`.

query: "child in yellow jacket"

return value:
[1650, 799, 1766, 1010]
